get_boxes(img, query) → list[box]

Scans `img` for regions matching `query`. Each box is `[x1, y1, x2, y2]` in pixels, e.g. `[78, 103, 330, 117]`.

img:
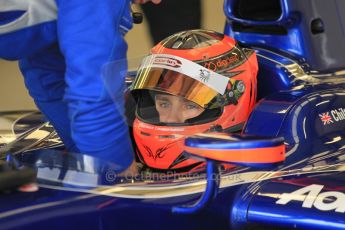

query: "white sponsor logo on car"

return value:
[319, 108, 345, 125]
[276, 184, 345, 213]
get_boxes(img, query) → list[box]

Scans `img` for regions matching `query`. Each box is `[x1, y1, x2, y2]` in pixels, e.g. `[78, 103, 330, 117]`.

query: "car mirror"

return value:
[172, 133, 285, 215]
[185, 133, 285, 167]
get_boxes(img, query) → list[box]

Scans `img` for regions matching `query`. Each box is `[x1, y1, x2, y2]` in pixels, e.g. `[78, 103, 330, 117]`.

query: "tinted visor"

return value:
[131, 54, 230, 109]
[132, 68, 219, 108]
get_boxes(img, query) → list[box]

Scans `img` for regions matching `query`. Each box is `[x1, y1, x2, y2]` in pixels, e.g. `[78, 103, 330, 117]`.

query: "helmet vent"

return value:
[158, 135, 176, 139]
[140, 131, 151, 136]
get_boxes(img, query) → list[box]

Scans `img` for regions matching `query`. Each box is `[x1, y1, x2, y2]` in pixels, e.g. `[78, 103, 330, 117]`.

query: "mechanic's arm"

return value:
[56, 0, 135, 173]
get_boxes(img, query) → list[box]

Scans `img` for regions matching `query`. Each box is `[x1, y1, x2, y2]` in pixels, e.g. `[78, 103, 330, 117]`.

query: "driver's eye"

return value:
[158, 101, 170, 108]
[186, 103, 198, 110]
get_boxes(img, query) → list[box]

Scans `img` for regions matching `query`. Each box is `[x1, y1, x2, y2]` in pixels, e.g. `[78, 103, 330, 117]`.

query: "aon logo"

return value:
[276, 184, 345, 213]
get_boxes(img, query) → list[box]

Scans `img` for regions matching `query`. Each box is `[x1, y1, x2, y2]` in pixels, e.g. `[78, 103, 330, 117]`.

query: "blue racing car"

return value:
[1, 0, 345, 229]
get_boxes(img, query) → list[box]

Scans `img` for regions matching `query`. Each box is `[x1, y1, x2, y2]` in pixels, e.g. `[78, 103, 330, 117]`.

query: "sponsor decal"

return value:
[199, 69, 210, 82]
[319, 112, 334, 125]
[331, 108, 345, 122]
[153, 56, 182, 68]
[319, 108, 345, 125]
[202, 50, 240, 72]
[138, 122, 185, 132]
[276, 184, 345, 213]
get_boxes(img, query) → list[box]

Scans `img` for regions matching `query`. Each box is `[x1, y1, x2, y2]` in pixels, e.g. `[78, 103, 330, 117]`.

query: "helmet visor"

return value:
[131, 54, 230, 108]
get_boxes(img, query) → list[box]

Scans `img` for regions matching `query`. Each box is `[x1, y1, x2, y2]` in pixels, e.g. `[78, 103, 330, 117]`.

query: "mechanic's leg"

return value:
[19, 43, 79, 153]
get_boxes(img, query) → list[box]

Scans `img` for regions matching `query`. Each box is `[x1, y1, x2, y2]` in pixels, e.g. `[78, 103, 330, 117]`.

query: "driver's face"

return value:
[155, 94, 204, 123]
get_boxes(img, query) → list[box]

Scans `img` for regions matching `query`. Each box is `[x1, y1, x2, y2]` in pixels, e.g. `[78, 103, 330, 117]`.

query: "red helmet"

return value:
[130, 29, 258, 171]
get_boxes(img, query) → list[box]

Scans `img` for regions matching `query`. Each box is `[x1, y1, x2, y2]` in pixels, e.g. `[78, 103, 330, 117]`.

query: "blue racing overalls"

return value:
[0, 0, 134, 172]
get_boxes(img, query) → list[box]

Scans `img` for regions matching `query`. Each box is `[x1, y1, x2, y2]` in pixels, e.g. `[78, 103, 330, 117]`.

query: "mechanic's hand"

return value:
[117, 160, 139, 178]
